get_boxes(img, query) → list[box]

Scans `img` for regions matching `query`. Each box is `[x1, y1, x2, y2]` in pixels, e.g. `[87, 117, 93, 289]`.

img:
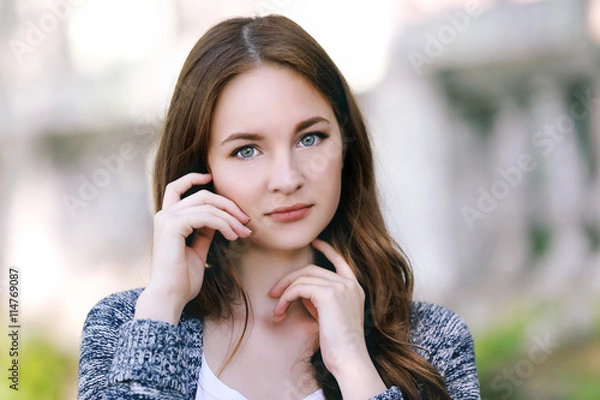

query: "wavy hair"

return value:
[153, 15, 450, 400]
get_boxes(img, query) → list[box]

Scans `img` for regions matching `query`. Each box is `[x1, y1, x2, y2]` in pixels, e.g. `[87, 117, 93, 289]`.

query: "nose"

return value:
[267, 152, 304, 194]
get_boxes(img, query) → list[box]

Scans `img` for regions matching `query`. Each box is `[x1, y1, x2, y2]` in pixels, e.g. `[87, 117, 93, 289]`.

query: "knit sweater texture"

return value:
[78, 288, 481, 399]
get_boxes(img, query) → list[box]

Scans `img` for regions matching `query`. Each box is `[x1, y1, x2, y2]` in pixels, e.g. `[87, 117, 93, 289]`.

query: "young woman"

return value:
[78, 15, 480, 400]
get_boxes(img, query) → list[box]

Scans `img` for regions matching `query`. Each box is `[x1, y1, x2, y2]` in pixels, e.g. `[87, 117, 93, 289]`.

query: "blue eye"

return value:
[299, 133, 326, 147]
[234, 146, 257, 159]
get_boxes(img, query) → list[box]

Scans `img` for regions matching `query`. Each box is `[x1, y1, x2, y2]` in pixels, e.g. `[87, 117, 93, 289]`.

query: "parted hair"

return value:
[153, 14, 450, 400]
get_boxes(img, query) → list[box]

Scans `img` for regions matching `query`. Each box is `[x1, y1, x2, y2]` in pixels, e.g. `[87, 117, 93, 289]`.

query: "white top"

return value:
[195, 354, 325, 400]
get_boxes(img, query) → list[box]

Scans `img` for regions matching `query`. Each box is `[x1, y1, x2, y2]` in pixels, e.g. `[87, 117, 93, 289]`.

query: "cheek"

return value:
[303, 138, 344, 179]
[209, 162, 237, 197]
[212, 175, 238, 199]
[324, 150, 344, 204]
[210, 164, 258, 207]
[304, 147, 343, 203]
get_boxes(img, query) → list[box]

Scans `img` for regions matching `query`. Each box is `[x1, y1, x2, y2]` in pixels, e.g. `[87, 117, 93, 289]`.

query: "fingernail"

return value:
[244, 226, 252, 234]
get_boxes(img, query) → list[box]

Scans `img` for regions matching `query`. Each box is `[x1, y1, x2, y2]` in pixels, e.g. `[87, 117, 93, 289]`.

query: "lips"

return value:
[265, 203, 313, 223]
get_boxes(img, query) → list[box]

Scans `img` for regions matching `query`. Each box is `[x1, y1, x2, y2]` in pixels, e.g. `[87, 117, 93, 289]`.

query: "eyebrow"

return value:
[220, 116, 330, 145]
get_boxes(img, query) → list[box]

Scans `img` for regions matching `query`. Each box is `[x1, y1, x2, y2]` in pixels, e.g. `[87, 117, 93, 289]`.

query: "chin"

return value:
[250, 230, 318, 252]
[266, 238, 314, 252]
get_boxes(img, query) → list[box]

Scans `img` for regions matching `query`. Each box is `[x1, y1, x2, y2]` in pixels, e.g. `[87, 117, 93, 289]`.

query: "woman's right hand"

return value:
[134, 173, 251, 324]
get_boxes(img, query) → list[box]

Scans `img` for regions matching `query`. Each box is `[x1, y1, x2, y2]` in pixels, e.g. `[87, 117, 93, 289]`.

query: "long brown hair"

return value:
[153, 15, 450, 400]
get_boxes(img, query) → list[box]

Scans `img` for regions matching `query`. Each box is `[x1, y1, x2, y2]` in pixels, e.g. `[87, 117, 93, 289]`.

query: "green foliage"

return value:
[571, 377, 600, 400]
[528, 223, 552, 260]
[475, 303, 600, 400]
[475, 313, 529, 400]
[0, 333, 78, 400]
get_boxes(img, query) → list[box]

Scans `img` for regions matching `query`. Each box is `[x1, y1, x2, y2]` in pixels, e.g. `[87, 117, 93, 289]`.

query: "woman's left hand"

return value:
[269, 239, 387, 398]
[268, 239, 370, 378]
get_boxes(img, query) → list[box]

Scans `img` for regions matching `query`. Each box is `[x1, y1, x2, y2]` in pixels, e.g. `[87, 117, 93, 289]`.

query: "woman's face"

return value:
[208, 64, 343, 251]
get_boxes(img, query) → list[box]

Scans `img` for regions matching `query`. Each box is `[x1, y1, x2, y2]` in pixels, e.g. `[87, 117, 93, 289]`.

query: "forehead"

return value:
[210, 64, 335, 139]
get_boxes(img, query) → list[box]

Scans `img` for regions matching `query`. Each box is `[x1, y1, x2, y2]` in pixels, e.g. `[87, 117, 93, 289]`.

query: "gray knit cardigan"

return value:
[78, 288, 481, 399]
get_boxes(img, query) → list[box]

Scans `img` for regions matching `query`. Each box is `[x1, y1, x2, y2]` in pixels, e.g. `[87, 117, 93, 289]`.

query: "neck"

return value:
[228, 239, 314, 323]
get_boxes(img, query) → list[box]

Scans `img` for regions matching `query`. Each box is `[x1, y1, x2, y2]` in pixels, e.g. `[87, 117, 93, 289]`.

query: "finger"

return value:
[271, 275, 336, 298]
[174, 190, 250, 224]
[159, 205, 251, 241]
[272, 282, 329, 322]
[268, 265, 338, 297]
[182, 205, 252, 240]
[162, 173, 213, 208]
[311, 239, 355, 279]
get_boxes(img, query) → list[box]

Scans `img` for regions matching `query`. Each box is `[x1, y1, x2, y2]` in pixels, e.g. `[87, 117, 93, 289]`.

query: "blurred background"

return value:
[0, 0, 599, 398]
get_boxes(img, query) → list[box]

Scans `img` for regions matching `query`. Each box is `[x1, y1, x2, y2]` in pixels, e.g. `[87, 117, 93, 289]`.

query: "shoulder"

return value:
[410, 301, 471, 334]
[408, 302, 481, 395]
[409, 300, 475, 354]
[401, 302, 481, 397]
